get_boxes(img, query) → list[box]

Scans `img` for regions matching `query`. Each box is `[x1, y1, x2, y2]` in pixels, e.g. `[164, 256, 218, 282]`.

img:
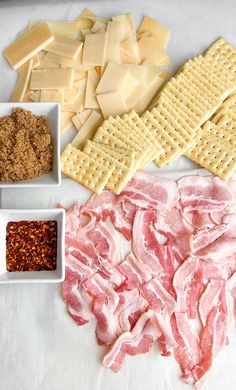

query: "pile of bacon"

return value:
[63, 172, 236, 389]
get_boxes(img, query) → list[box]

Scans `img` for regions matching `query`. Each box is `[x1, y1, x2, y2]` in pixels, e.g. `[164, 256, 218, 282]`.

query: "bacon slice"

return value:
[178, 176, 233, 212]
[88, 221, 120, 266]
[171, 313, 200, 384]
[83, 273, 120, 345]
[198, 279, 227, 327]
[118, 252, 152, 290]
[63, 252, 95, 325]
[103, 310, 161, 372]
[82, 190, 133, 240]
[132, 210, 163, 274]
[193, 307, 228, 389]
[140, 277, 176, 354]
[65, 202, 81, 235]
[190, 224, 229, 253]
[120, 171, 179, 211]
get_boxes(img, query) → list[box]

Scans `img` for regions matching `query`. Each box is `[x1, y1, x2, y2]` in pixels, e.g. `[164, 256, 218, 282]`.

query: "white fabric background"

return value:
[0, 1, 236, 389]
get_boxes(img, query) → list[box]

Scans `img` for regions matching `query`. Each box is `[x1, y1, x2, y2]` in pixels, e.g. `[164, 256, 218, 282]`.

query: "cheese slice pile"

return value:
[4, 8, 171, 137]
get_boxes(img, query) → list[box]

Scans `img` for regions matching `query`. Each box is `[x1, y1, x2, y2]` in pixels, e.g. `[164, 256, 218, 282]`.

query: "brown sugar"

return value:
[0, 108, 53, 182]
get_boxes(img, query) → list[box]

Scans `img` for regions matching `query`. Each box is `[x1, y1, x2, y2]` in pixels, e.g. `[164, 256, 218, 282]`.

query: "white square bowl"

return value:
[0, 102, 61, 187]
[0, 208, 65, 283]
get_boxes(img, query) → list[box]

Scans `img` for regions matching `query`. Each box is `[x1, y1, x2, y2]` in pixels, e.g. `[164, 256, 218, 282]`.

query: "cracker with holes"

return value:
[61, 144, 113, 194]
[185, 123, 236, 180]
[205, 37, 236, 74]
[117, 110, 163, 161]
[93, 120, 150, 169]
[83, 140, 135, 194]
[94, 143, 136, 167]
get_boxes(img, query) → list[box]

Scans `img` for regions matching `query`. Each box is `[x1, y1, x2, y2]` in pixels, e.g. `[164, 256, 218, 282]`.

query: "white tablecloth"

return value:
[0, 1, 236, 389]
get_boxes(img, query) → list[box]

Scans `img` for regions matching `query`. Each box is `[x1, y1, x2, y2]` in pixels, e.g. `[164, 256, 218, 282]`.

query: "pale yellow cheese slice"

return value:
[43, 52, 77, 67]
[104, 21, 121, 65]
[71, 111, 102, 148]
[138, 16, 171, 50]
[30, 68, 75, 90]
[11, 59, 33, 102]
[47, 22, 82, 37]
[138, 36, 171, 66]
[62, 92, 85, 112]
[45, 35, 83, 60]
[27, 90, 41, 102]
[74, 71, 87, 82]
[83, 32, 108, 66]
[36, 60, 60, 69]
[32, 54, 40, 69]
[96, 62, 129, 94]
[113, 13, 140, 63]
[74, 78, 87, 92]
[123, 64, 148, 86]
[40, 89, 64, 104]
[3, 22, 54, 69]
[61, 111, 74, 133]
[91, 21, 106, 33]
[72, 109, 91, 131]
[97, 91, 127, 118]
[64, 88, 81, 104]
[85, 69, 100, 109]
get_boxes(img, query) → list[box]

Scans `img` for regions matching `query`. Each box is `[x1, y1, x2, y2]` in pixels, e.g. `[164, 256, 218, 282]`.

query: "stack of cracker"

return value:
[184, 38, 236, 180]
[61, 38, 236, 194]
[61, 110, 163, 194]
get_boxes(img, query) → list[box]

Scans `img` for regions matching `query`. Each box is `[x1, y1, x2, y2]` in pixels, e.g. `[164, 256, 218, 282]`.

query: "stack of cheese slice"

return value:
[4, 8, 171, 138]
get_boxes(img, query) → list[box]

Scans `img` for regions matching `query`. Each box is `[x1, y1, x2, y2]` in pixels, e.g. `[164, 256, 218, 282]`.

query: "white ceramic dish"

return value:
[0, 208, 65, 283]
[0, 102, 61, 188]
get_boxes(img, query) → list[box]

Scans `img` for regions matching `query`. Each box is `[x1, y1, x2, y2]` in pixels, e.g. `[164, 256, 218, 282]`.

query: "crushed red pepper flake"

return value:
[6, 221, 57, 272]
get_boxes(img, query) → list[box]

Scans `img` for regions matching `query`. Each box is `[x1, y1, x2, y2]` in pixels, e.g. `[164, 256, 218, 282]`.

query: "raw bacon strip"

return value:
[198, 279, 227, 327]
[118, 252, 152, 290]
[191, 224, 229, 253]
[171, 313, 200, 384]
[196, 227, 236, 260]
[178, 176, 232, 212]
[115, 289, 148, 332]
[193, 307, 228, 389]
[88, 221, 120, 266]
[65, 202, 81, 236]
[132, 210, 163, 274]
[83, 273, 120, 345]
[173, 258, 199, 314]
[140, 278, 176, 354]
[103, 310, 161, 372]
[82, 190, 132, 240]
[63, 252, 95, 325]
[120, 171, 179, 211]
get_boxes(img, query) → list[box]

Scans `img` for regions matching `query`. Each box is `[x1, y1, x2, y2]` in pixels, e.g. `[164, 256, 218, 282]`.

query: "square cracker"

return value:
[61, 144, 113, 194]
[83, 140, 135, 194]
[184, 124, 236, 180]
[204, 37, 236, 75]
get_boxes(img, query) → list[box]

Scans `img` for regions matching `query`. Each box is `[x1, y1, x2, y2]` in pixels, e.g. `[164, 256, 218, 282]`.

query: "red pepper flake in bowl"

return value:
[6, 221, 57, 272]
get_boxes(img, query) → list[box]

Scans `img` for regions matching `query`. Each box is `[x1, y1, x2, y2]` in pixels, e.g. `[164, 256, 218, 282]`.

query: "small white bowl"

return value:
[0, 208, 65, 283]
[0, 102, 61, 188]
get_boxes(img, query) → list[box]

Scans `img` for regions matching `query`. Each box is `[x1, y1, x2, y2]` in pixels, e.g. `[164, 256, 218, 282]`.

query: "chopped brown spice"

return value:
[6, 221, 57, 272]
[0, 108, 53, 182]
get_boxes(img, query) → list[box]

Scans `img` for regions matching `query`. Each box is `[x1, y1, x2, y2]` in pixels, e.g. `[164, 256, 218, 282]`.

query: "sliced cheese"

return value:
[62, 92, 85, 112]
[96, 62, 129, 94]
[47, 22, 82, 37]
[40, 89, 64, 104]
[72, 109, 91, 131]
[71, 111, 101, 148]
[32, 54, 40, 69]
[104, 21, 121, 65]
[97, 91, 127, 118]
[138, 36, 171, 66]
[74, 71, 87, 82]
[64, 88, 81, 104]
[61, 111, 74, 133]
[3, 22, 54, 69]
[85, 69, 100, 109]
[30, 68, 75, 90]
[138, 16, 171, 50]
[74, 78, 87, 92]
[36, 60, 60, 69]
[120, 71, 139, 100]
[74, 8, 95, 29]
[45, 35, 83, 60]
[91, 21, 106, 33]
[113, 13, 140, 62]
[123, 64, 148, 86]
[27, 90, 41, 102]
[83, 32, 108, 66]
[44, 52, 77, 67]
[11, 59, 33, 102]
